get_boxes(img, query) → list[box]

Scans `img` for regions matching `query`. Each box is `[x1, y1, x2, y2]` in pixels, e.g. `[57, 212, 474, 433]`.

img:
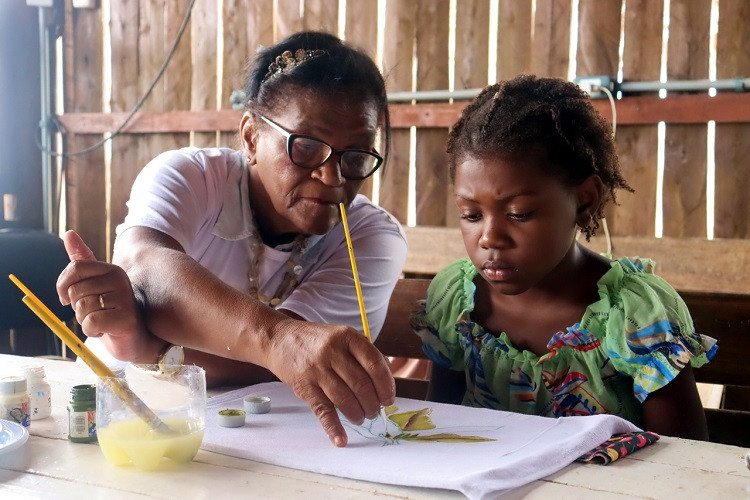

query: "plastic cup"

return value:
[96, 364, 206, 471]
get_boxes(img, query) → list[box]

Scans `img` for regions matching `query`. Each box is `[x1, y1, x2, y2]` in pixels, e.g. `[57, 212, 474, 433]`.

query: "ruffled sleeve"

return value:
[581, 258, 718, 403]
[410, 258, 477, 371]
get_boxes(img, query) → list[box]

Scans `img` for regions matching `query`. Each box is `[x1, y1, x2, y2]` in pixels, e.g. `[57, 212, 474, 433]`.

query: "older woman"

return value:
[56, 31, 407, 447]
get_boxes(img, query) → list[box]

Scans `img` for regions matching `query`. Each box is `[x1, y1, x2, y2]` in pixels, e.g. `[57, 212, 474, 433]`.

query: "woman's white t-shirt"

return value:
[113, 146, 407, 341]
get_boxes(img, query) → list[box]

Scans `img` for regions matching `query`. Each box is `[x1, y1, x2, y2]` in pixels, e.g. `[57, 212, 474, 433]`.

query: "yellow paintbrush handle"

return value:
[339, 203, 371, 342]
[21, 295, 117, 378]
[13, 275, 173, 434]
[22, 296, 173, 433]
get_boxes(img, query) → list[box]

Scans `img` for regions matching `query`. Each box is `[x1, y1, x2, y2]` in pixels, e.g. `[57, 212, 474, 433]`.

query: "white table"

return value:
[1, 354, 748, 499]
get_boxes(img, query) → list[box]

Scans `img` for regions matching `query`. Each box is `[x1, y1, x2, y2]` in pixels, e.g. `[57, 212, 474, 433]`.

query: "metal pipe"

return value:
[385, 77, 749, 102]
[619, 78, 749, 93]
[387, 89, 484, 102]
[38, 7, 54, 233]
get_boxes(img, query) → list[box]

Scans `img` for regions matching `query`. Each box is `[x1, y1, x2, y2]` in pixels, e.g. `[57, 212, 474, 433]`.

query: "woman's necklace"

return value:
[246, 230, 308, 308]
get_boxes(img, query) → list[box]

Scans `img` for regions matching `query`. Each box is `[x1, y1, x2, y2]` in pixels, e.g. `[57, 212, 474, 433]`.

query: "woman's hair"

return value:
[244, 31, 391, 173]
[446, 75, 633, 239]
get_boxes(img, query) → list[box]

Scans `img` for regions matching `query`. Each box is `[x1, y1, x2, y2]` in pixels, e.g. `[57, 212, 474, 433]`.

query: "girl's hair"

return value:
[446, 75, 633, 239]
[243, 31, 391, 174]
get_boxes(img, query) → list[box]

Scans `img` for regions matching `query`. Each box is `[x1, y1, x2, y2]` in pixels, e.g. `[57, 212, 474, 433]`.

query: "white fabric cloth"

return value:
[203, 382, 641, 499]
[113, 146, 406, 339]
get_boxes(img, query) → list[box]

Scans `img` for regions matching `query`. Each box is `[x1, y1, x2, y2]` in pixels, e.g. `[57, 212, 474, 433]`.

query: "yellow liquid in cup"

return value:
[98, 418, 205, 471]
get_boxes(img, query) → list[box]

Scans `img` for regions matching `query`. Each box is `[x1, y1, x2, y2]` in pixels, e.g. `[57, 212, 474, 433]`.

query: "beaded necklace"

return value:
[246, 230, 308, 308]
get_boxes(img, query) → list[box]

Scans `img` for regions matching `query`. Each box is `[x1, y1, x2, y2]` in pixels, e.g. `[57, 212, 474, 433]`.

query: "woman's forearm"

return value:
[114, 227, 285, 369]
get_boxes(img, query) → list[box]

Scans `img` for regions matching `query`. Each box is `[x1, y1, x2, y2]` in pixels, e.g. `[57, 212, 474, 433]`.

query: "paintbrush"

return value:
[338, 203, 390, 436]
[9, 274, 174, 434]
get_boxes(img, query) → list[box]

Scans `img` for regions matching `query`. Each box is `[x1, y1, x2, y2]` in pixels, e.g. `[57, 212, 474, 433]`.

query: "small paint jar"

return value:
[0, 376, 30, 427]
[68, 384, 97, 443]
[22, 365, 52, 420]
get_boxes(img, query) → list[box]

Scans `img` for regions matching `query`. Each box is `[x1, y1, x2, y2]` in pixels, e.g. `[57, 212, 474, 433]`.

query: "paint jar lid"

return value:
[217, 409, 246, 428]
[0, 376, 27, 395]
[21, 365, 45, 381]
[243, 396, 271, 414]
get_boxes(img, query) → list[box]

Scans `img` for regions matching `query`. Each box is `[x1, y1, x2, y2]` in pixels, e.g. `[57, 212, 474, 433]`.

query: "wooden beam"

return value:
[56, 93, 750, 134]
[56, 109, 243, 134]
[403, 226, 750, 295]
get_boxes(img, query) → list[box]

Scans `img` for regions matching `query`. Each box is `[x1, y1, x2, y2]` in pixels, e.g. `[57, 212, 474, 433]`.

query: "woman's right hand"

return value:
[56, 230, 163, 363]
[267, 317, 395, 447]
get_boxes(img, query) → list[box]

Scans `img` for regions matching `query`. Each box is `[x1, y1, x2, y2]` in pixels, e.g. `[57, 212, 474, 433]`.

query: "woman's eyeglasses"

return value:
[257, 113, 383, 180]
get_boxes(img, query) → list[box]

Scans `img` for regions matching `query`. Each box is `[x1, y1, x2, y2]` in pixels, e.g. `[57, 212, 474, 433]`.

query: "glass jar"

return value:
[22, 365, 52, 420]
[68, 384, 97, 443]
[0, 376, 30, 427]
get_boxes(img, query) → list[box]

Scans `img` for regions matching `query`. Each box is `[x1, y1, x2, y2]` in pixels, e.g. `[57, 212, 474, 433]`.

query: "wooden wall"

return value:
[58, 0, 750, 294]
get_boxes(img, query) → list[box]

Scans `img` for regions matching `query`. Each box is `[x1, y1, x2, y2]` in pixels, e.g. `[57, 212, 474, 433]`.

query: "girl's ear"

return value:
[239, 112, 259, 157]
[575, 174, 604, 227]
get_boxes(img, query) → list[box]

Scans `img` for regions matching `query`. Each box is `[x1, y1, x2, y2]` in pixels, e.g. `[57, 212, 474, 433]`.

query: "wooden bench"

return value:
[375, 278, 750, 447]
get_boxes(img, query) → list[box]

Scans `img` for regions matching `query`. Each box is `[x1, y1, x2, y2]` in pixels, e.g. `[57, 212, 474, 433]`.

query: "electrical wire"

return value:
[597, 84, 617, 255]
[40, 0, 196, 158]
[598, 84, 617, 137]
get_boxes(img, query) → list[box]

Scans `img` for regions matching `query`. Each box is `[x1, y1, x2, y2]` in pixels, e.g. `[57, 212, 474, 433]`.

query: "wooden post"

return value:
[606, 0, 662, 238]
[531, 0, 572, 78]
[496, 0, 532, 81]
[414, 0, 450, 227]
[345, 0, 379, 201]
[64, 1, 106, 260]
[380, 0, 415, 224]
[714, 0, 750, 239]
[663, 0, 710, 238]
[109, 0, 141, 256]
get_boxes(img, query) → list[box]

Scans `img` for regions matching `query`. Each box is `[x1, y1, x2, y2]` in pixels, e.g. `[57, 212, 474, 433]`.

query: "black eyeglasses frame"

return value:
[256, 113, 384, 181]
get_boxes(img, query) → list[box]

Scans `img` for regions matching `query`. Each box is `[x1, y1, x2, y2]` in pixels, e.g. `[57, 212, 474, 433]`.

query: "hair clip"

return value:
[262, 48, 326, 83]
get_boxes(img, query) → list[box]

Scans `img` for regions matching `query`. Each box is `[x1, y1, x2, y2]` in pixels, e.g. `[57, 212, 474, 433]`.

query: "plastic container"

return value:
[96, 364, 206, 470]
[0, 376, 30, 427]
[22, 365, 52, 420]
[68, 384, 97, 443]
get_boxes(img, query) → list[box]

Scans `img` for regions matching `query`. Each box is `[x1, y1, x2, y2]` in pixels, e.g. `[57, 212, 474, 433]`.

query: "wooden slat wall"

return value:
[414, 0, 450, 227]
[451, 0, 490, 228]
[344, 1, 379, 201]
[109, 0, 140, 256]
[496, 0, 532, 80]
[531, 0, 571, 78]
[64, 1, 106, 260]
[663, 0, 711, 238]
[608, 0, 663, 238]
[714, 0, 750, 239]
[191, 0, 218, 149]
[380, 0, 414, 224]
[276, 0, 303, 40]
[60, 1, 750, 297]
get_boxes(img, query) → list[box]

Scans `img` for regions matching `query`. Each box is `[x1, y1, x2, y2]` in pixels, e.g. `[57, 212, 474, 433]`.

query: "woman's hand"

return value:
[56, 230, 163, 363]
[267, 317, 396, 447]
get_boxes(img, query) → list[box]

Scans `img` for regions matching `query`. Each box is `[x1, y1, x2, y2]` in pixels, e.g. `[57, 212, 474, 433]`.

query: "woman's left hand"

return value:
[56, 230, 163, 363]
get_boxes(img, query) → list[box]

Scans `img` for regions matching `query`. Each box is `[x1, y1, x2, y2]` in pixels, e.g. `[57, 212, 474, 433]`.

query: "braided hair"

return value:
[446, 75, 632, 239]
[243, 31, 391, 174]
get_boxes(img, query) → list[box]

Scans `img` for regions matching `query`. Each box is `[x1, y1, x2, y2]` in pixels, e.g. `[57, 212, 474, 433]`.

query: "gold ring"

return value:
[99, 294, 105, 310]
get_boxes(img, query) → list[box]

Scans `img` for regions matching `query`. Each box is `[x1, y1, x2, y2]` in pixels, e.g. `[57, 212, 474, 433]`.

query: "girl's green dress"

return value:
[411, 257, 718, 426]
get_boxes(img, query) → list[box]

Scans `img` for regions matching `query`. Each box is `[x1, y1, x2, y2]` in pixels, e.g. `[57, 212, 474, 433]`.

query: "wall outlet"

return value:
[574, 76, 612, 99]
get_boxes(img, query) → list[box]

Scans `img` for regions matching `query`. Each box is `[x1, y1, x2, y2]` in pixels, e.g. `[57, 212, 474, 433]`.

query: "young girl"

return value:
[411, 75, 717, 440]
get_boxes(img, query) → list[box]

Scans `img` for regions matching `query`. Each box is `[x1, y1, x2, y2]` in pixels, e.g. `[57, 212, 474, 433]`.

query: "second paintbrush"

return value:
[338, 203, 390, 436]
